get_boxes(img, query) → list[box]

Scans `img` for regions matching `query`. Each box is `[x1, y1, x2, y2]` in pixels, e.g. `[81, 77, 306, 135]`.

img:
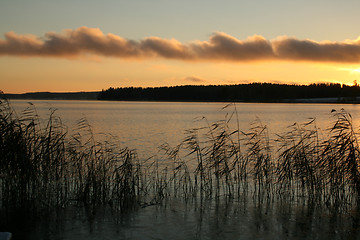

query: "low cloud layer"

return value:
[1, 26, 360, 63]
[184, 76, 208, 83]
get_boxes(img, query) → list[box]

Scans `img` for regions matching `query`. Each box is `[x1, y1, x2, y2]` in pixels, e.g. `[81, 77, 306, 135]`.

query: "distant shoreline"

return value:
[1, 91, 100, 101]
[3, 83, 360, 104]
[3, 94, 360, 104]
[97, 83, 360, 103]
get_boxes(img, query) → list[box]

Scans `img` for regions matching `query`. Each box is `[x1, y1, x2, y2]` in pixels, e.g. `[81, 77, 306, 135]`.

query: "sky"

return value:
[1, 0, 360, 93]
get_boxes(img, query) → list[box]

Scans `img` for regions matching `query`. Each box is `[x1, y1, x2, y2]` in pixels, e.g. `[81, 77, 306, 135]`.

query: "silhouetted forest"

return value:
[3, 83, 360, 103]
[98, 83, 360, 102]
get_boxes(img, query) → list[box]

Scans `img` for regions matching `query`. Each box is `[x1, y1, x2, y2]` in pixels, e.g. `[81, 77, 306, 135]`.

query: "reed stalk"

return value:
[1, 99, 359, 214]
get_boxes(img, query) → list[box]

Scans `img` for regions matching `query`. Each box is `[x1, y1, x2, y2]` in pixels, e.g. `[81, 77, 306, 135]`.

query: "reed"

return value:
[0, 99, 142, 212]
[1, 99, 360, 214]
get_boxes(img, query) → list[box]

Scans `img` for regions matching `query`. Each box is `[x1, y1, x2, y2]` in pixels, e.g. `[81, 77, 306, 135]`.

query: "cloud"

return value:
[190, 33, 273, 61]
[272, 37, 360, 63]
[0, 27, 141, 57]
[1, 26, 360, 63]
[141, 37, 192, 59]
[184, 75, 208, 83]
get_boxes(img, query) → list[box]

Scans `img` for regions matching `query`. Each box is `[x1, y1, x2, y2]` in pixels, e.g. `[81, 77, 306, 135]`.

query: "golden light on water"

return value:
[350, 68, 360, 74]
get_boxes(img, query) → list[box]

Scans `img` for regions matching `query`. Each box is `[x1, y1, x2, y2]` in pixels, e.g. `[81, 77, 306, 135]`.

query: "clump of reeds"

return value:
[158, 105, 360, 210]
[2, 98, 360, 214]
[0, 100, 68, 210]
[0, 99, 142, 212]
[319, 109, 360, 205]
[275, 118, 322, 201]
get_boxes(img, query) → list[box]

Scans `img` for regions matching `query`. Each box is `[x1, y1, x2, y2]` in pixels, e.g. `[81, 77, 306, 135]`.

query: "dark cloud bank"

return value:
[1, 26, 360, 63]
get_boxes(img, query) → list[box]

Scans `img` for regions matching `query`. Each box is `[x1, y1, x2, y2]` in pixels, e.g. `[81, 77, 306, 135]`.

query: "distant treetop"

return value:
[98, 83, 360, 103]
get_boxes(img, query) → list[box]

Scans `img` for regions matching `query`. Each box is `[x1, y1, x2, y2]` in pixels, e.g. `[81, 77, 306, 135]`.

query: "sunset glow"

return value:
[1, 0, 360, 93]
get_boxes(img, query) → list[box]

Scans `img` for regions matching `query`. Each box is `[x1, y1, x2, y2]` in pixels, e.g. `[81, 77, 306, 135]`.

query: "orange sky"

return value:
[1, 1, 360, 93]
[1, 28, 360, 93]
[1, 56, 357, 93]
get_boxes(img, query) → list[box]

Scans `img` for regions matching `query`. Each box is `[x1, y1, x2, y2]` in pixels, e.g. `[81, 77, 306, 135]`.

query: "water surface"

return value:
[9, 100, 360, 157]
[5, 100, 360, 239]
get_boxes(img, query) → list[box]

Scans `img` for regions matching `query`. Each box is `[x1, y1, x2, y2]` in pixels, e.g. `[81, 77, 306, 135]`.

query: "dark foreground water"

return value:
[3, 197, 360, 240]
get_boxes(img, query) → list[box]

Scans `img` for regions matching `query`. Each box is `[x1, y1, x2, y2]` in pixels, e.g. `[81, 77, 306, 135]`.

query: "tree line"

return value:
[97, 83, 360, 102]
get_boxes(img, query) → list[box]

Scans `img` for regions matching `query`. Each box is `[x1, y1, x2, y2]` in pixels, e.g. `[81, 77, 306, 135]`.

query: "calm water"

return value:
[9, 99, 360, 158]
[6, 100, 360, 239]
[5, 197, 360, 240]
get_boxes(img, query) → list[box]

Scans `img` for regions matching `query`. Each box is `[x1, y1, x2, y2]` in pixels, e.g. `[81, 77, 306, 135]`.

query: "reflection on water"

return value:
[3, 196, 360, 240]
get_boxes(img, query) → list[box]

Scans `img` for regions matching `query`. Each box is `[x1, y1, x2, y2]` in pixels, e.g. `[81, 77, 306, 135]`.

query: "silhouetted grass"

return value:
[1, 99, 360, 215]
[0, 99, 142, 212]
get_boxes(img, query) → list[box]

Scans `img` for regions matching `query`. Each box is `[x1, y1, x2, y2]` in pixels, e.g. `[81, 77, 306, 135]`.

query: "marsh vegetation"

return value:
[1, 99, 360, 238]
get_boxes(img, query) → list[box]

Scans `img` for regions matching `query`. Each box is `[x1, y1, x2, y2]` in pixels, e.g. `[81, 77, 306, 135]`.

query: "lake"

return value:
[4, 99, 360, 240]
[8, 99, 360, 158]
